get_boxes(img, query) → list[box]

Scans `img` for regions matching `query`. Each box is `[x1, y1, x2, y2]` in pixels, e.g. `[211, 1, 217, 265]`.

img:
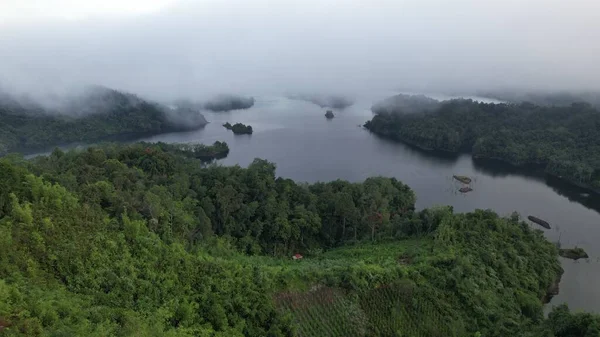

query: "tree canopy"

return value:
[0, 141, 595, 336]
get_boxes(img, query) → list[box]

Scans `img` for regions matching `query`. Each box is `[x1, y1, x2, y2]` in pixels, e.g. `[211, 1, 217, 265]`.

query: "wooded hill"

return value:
[365, 96, 600, 191]
[0, 87, 207, 156]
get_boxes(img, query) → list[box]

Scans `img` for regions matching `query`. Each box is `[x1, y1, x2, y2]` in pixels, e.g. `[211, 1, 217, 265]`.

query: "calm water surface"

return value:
[141, 93, 600, 312]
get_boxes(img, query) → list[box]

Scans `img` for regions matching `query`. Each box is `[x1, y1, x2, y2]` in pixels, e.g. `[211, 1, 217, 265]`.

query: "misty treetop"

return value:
[203, 94, 255, 112]
[289, 94, 355, 110]
[0, 86, 208, 156]
[365, 95, 600, 190]
[371, 93, 440, 115]
[479, 90, 600, 108]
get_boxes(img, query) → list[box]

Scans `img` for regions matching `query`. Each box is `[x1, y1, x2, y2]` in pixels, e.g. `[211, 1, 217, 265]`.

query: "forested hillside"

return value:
[0, 142, 597, 336]
[0, 87, 208, 156]
[365, 98, 600, 191]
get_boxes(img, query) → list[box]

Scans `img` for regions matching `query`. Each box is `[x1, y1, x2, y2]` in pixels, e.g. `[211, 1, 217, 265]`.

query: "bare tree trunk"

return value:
[371, 223, 375, 242]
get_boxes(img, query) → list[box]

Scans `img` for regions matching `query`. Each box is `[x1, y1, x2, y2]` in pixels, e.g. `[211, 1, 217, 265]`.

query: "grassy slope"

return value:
[228, 222, 559, 337]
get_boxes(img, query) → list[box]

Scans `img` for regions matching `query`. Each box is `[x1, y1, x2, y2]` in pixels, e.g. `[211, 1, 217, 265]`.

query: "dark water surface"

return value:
[141, 93, 600, 312]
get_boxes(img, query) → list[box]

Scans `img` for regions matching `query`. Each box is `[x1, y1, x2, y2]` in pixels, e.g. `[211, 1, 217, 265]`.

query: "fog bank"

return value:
[1, 0, 599, 101]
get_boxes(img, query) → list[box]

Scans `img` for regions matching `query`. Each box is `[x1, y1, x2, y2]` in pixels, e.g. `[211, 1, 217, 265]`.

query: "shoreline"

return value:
[366, 129, 600, 196]
[472, 155, 600, 196]
[543, 267, 564, 305]
[1, 125, 208, 158]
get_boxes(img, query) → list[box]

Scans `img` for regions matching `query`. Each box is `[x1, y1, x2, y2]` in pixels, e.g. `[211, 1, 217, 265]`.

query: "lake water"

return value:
[141, 92, 600, 313]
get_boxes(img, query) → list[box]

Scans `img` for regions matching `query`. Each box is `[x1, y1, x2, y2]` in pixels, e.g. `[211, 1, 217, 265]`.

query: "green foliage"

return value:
[268, 209, 563, 337]
[0, 141, 592, 336]
[151, 141, 230, 162]
[365, 98, 600, 189]
[532, 304, 600, 337]
[276, 287, 366, 337]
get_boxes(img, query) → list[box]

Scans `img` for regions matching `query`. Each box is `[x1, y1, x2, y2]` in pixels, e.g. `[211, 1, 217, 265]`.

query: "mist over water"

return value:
[1, 0, 599, 103]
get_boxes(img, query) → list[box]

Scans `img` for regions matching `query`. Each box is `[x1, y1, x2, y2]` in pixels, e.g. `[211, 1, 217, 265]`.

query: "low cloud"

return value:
[0, 0, 599, 103]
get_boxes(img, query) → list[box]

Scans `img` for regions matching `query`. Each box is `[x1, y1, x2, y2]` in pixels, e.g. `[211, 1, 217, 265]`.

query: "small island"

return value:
[559, 247, 589, 260]
[325, 110, 335, 119]
[223, 122, 253, 135]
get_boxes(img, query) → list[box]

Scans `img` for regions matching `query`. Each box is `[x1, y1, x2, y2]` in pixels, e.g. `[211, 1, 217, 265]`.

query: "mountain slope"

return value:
[0, 86, 208, 155]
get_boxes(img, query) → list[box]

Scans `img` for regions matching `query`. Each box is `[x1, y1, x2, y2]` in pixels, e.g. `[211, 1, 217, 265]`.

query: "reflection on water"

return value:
[472, 157, 545, 180]
[473, 158, 600, 214]
[368, 133, 461, 168]
[545, 176, 600, 214]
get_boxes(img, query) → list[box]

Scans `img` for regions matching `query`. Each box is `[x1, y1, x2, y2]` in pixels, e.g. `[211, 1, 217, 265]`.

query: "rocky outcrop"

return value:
[527, 216, 551, 229]
[559, 247, 589, 260]
[542, 268, 563, 304]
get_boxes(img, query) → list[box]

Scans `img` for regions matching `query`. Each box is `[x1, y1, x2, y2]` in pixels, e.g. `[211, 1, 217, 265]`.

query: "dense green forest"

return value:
[147, 141, 230, 162]
[365, 97, 600, 191]
[0, 87, 207, 156]
[0, 141, 597, 336]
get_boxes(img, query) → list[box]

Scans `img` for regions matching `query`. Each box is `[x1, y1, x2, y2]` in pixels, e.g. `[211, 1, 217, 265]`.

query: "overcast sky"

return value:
[1, 0, 599, 100]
